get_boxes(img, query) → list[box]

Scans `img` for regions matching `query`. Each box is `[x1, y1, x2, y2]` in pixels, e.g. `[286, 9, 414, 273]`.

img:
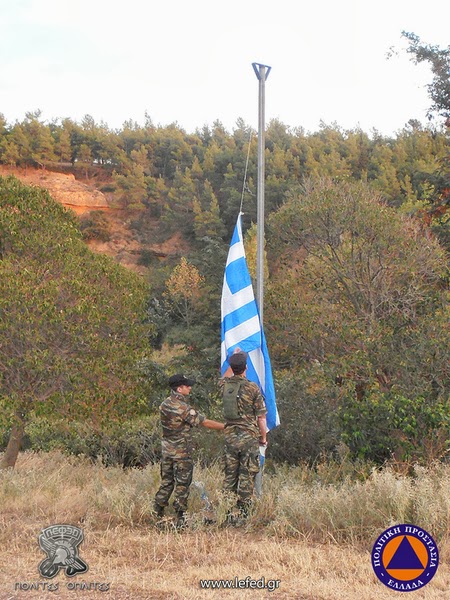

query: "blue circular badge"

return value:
[371, 524, 439, 592]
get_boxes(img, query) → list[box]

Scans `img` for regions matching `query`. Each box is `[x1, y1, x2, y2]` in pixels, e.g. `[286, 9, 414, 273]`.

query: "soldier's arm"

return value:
[183, 405, 224, 430]
[202, 419, 225, 430]
[254, 386, 268, 445]
[257, 415, 267, 445]
[221, 365, 234, 378]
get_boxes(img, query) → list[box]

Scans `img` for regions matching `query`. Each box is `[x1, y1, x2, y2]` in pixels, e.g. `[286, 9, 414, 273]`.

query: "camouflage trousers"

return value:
[154, 456, 193, 513]
[223, 430, 260, 509]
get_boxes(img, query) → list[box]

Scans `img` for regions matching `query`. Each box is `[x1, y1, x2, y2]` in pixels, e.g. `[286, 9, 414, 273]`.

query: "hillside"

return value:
[0, 166, 190, 274]
[2, 165, 448, 468]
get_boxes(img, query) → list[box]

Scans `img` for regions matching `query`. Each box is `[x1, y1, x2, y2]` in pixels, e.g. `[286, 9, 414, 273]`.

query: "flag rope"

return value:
[239, 131, 253, 214]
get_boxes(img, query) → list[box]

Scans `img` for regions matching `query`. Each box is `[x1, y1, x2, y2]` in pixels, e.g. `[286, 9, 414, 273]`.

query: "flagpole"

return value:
[221, 67, 279, 503]
[252, 63, 271, 325]
[252, 63, 271, 499]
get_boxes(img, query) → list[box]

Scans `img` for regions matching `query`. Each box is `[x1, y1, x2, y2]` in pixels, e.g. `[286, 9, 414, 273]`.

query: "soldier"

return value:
[220, 350, 267, 522]
[154, 374, 224, 528]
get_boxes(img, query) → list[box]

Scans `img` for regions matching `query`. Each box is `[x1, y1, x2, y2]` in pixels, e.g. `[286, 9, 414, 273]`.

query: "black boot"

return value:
[237, 501, 251, 522]
[154, 504, 165, 519]
[239, 505, 249, 519]
[223, 508, 239, 527]
[175, 510, 187, 529]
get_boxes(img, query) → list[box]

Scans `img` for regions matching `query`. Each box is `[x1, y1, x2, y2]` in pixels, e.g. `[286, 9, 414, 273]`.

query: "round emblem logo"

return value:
[371, 524, 439, 592]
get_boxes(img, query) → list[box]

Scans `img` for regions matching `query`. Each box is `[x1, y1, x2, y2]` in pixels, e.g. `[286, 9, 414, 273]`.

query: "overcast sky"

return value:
[0, 0, 448, 135]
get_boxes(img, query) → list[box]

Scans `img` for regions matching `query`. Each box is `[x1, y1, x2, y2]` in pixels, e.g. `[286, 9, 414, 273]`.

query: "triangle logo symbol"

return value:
[386, 536, 425, 570]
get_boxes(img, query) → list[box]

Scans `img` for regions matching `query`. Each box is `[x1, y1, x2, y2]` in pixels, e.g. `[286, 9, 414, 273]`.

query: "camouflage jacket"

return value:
[159, 391, 206, 459]
[218, 375, 267, 439]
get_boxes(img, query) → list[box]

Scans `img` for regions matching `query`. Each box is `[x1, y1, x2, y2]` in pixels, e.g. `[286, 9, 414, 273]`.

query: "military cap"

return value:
[228, 351, 248, 370]
[169, 374, 196, 388]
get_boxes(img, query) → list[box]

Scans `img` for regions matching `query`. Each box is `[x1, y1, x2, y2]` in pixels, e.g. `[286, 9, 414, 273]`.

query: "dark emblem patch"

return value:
[38, 525, 88, 579]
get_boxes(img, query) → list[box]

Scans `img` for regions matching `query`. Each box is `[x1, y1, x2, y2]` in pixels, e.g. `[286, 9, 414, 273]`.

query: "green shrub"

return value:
[339, 388, 450, 463]
[79, 210, 111, 241]
[22, 416, 162, 467]
[267, 370, 342, 465]
[99, 184, 116, 193]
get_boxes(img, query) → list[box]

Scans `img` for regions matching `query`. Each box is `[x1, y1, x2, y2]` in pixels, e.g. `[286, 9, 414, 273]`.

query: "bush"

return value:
[79, 210, 111, 242]
[268, 369, 342, 465]
[99, 184, 116, 193]
[21, 416, 162, 467]
[339, 388, 450, 464]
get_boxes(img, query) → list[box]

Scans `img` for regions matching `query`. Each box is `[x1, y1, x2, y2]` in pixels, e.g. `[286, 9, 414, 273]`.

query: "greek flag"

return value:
[221, 214, 279, 430]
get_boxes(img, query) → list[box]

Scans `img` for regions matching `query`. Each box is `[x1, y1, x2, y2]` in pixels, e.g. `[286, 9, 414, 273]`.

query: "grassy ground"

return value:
[0, 452, 449, 599]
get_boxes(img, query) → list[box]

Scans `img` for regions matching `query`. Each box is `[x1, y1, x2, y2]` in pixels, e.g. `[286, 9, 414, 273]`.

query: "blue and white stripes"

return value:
[221, 214, 280, 430]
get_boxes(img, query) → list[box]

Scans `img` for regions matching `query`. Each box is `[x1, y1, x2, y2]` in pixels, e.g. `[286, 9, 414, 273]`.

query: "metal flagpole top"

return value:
[252, 63, 272, 80]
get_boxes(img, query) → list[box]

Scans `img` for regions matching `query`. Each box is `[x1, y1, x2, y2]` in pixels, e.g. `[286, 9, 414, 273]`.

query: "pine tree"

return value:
[193, 180, 226, 240]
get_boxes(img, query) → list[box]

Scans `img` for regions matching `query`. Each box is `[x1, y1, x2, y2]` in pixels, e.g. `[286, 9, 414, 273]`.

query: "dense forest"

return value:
[0, 32, 449, 469]
[0, 110, 448, 243]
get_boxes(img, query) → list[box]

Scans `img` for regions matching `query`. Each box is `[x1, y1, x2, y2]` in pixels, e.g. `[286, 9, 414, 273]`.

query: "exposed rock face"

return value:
[1, 166, 190, 274]
[0, 167, 109, 214]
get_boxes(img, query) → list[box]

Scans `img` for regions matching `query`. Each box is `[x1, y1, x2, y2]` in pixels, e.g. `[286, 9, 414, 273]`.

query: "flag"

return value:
[221, 213, 280, 430]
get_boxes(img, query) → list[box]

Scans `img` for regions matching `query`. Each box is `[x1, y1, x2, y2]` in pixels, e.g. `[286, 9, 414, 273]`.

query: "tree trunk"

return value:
[0, 416, 25, 469]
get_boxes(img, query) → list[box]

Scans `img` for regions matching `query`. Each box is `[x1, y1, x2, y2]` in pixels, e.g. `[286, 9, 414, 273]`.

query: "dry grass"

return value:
[0, 451, 449, 600]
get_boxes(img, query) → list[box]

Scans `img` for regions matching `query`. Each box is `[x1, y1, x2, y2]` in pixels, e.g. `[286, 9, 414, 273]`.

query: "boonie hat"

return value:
[169, 374, 196, 388]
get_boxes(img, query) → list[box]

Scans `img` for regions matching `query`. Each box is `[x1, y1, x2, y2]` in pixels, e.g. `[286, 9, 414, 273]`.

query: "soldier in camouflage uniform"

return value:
[219, 351, 267, 520]
[154, 374, 224, 527]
